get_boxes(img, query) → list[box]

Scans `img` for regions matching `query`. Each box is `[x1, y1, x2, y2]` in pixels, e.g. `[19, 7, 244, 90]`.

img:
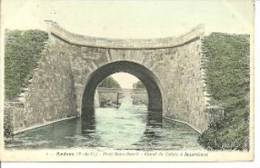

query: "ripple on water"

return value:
[5, 104, 203, 150]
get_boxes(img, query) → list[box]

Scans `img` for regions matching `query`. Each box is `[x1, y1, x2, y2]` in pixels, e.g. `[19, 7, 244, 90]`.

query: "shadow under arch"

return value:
[81, 61, 163, 124]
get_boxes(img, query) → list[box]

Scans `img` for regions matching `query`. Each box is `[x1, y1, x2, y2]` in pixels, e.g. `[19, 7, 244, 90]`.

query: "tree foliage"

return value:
[198, 33, 250, 150]
[133, 81, 145, 89]
[98, 76, 121, 88]
[5, 30, 48, 100]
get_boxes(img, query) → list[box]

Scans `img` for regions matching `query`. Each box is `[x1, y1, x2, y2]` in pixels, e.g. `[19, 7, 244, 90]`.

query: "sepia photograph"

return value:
[0, 0, 255, 161]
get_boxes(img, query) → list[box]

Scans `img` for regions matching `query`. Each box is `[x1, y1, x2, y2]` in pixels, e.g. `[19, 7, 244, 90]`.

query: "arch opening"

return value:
[96, 72, 148, 108]
[81, 61, 163, 123]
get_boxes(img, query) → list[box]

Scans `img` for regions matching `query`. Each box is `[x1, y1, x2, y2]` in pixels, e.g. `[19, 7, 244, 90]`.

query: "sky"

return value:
[2, 0, 253, 37]
[2, 0, 254, 88]
[111, 73, 139, 89]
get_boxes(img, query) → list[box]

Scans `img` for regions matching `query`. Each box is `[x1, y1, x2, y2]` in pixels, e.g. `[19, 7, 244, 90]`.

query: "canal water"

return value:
[5, 96, 203, 150]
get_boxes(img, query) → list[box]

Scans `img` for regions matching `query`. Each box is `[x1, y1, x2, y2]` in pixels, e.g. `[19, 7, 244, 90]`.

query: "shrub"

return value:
[198, 33, 250, 150]
[5, 30, 48, 100]
[98, 76, 121, 88]
[133, 81, 145, 89]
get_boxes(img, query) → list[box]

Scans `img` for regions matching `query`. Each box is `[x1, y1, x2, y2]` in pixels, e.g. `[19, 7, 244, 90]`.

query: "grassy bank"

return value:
[198, 33, 250, 150]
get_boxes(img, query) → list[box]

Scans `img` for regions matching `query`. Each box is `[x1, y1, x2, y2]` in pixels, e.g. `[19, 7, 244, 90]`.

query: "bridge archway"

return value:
[81, 61, 163, 122]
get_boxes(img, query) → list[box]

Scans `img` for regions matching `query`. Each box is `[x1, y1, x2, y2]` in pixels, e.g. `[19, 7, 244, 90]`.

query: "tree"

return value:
[133, 81, 145, 89]
[98, 76, 121, 88]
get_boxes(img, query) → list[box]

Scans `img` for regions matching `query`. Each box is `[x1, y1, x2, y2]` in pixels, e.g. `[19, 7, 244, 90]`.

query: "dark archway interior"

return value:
[81, 61, 163, 123]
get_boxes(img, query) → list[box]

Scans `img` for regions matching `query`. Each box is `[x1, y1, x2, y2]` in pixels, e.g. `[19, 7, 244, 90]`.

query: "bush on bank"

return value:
[98, 76, 121, 88]
[198, 33, 250, 150]
[133, 81, 145, 89]
[5, 30, 48, 100]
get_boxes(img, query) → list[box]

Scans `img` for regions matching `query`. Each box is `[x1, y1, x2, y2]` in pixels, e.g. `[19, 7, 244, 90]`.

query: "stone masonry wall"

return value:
[5, 37, 78, 134]
[157, 41, 209, 131]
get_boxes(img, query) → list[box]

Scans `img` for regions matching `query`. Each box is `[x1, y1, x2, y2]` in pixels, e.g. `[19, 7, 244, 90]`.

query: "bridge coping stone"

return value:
[45, 20, 205, 49]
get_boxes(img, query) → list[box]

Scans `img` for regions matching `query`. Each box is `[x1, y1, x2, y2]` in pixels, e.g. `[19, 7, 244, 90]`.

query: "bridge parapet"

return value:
[97, 87, 147, 93]
[45, 20, 205, 49]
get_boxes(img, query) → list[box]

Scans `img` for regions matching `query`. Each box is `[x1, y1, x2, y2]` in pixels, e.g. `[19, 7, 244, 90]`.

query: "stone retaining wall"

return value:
[4, 41, 78, 135]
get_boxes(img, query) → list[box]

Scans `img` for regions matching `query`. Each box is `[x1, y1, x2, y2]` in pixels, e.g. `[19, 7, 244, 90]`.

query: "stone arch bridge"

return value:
[5, 21, 219, 135]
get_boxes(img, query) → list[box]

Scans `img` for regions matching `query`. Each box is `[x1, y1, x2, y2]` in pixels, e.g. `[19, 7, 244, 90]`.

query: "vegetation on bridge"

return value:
[5, 30, 48, 100]
[198, 33, 250, 150]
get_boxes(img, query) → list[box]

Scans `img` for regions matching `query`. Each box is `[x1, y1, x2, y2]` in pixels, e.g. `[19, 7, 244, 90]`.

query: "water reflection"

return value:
[5, 96, 203, 150]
